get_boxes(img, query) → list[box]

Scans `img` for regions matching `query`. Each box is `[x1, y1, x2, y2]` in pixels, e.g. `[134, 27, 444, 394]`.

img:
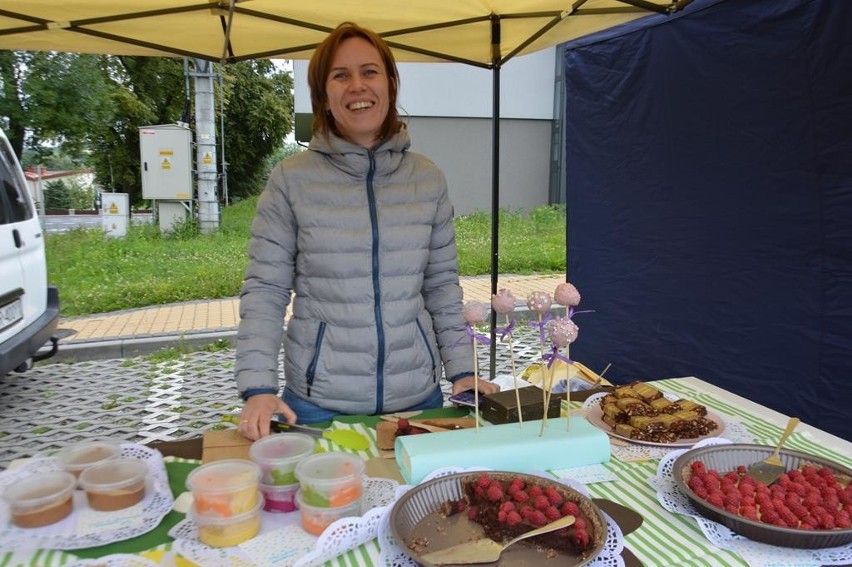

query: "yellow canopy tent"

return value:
[0, 0, 694, 371]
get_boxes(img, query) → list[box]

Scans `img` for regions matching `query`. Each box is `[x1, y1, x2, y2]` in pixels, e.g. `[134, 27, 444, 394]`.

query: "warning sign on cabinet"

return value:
[203, 152, 213, 165]
[161, 158, 172, 170]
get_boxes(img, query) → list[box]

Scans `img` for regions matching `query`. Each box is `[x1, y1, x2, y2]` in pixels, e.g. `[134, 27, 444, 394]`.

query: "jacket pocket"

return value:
[415, 318, 438, 383]
[305, 321, 327, 396]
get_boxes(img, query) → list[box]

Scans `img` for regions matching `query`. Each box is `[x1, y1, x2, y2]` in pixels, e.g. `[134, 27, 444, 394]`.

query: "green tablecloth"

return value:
[5, 383, 851, 567]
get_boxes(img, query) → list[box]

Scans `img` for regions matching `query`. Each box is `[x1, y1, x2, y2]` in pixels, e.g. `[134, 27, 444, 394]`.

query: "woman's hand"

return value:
[238, 394, 297, 441]
[451, 375, 500, 397]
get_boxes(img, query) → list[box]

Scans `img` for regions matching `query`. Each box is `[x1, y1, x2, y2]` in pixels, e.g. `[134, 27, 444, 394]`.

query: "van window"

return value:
[0, 142, 34, 225]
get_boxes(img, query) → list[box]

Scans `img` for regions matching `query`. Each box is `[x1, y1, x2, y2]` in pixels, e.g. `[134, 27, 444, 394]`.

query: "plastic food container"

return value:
[295, 452, 365, 508]
[78, 457, 149, 511]
[189, 495, 263, 547]
[296, 489, 362, 536]
[55, 439, 122, 478]
[2, 471, 76, 528]
[249, 432, 315, 486]
[259, 481, 299, 513]
[186, 459, 260, 517]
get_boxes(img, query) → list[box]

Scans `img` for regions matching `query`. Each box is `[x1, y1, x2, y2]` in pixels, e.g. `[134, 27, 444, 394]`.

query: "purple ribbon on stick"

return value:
[542, 344, 572, 368]
[528, 312, 553, 344]
[495, 319, 516, 341]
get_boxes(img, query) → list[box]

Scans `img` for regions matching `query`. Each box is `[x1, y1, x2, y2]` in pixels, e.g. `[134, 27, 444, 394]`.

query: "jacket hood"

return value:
[308, 125, 411, 179]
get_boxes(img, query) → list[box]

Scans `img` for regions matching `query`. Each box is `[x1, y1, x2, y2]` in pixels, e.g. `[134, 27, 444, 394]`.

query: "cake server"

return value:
[221, 413, 370, 451]
[747, 416, 799, 485]
[419, 514, 575, 565]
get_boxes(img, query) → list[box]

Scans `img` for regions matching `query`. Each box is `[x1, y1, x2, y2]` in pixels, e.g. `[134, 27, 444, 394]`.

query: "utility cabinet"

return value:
[139, 124, 192, 200]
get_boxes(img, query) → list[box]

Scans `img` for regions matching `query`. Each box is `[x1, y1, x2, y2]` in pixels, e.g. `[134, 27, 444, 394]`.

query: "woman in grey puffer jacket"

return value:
[235, 22, 498, 439]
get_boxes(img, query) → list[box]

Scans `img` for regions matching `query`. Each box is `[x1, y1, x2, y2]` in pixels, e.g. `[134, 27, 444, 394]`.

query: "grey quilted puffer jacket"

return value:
[235, 127, 473, 415]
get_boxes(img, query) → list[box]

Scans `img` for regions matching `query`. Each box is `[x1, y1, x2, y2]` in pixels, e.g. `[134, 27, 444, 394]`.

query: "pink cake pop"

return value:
[554, 282, 581, 307]
[491, 288, 516, 314]
[462, 301, 490, 324]
[526, 291, 552, 314]
[548, 316, 579, 347]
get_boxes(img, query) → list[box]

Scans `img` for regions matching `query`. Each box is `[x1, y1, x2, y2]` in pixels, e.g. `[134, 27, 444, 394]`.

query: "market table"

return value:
[3, 377, 850, 567]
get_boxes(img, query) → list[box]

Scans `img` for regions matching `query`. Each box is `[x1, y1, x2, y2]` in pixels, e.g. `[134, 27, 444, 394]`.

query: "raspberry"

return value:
[497, 510, 507, 523]
[573, 529, 591, 550]
[468, 506, 479, 521]
[561, 501, 580, 517]
[688, 477, 705, 492]
[691, 461, 707, 475]
[741, 505, 758, 520]
[819, 514, 836, 529]
[725, 504, 738, 514]
[544, 487, 563, 506]
[528, 486, 543, 498]
[476, 473, 492, 488]
[724, 471, 739, 483]
[736, 465, 747, 475]
[520, 505, 534, 520]
[693, 486, 709, 499]
[530, 510, 548, 526]
[761, 510, 780, 524]
[513, 490, 530, 503]
[506, 510, 522, 527]
[499, 501, 515, 513]
[486, 484, 504, 502]
[573, 516, 587, 530]
[510, 477, 525, 490]
[532, 495, 550, 511]
[707, 494, 724, 508]
[545, 506, 561, 521]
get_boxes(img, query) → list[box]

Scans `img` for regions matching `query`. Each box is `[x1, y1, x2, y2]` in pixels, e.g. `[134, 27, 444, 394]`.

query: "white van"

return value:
[0, 129, 59, 375]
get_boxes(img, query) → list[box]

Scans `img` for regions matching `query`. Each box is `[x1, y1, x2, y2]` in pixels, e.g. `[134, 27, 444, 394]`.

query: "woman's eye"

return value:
[364, 69, 378, 77]
[332, 72, 348, 80]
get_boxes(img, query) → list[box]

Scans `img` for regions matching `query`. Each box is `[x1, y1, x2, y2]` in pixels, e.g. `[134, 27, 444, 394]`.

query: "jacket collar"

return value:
[308, 125, 410, 178]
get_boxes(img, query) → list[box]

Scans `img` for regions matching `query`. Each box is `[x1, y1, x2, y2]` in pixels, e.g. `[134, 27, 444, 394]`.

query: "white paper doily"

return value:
[0, 443, 174, 551]
[649, 438, 852, 567]
[376, 466, 626, 567]
[581, 392, 753, 462]
[67, 554, 161, 567]
[169, 475, 399, 567]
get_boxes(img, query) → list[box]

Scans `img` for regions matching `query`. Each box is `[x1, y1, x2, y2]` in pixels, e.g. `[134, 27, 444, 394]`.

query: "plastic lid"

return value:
[55, 439, 121, 471]
[78, 457, 148, 492]
[186, 459, 261, 493]
[294, 451, 365, 484]
[249, 432, 315, 463]
[2, 471, 76, 509]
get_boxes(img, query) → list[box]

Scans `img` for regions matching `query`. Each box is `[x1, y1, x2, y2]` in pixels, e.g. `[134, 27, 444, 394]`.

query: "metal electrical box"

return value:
[139, 124, 192, 200]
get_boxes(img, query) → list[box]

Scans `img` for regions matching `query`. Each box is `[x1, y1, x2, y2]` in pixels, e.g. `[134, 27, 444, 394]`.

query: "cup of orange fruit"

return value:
[294, 452, 364, 508]
[186, 459, 261, 518]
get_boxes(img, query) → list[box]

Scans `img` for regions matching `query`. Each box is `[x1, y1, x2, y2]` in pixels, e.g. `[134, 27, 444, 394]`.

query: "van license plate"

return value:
[0, 298, 23, 332]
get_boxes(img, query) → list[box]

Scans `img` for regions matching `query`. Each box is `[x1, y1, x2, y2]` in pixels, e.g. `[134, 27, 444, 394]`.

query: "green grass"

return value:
[47, 198, 565, 317]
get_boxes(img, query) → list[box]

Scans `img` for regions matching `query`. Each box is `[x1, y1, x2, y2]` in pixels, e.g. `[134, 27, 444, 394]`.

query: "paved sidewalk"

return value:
[52, 274, 565, 361]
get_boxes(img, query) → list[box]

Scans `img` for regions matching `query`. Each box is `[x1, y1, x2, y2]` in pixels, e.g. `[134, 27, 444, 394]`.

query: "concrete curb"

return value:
[41, 305, 570, 365]
[41, 330, 238, 364]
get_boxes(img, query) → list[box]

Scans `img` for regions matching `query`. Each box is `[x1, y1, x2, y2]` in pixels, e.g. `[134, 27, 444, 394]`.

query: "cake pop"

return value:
[545, 316, 580, 432]
[491, 288, 523, 426]
[554, 282, 581, 307]
[462, 301, 490, 433]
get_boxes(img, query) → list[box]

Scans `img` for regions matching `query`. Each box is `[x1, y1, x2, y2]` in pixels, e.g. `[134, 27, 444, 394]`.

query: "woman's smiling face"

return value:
[325, 37, 391, 148]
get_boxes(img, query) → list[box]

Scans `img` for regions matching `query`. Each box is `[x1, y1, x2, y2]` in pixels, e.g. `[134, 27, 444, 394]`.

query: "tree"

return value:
[44, 179, 72, 210]
[220, 60, 293, 199]
[1, 51, 294, 208]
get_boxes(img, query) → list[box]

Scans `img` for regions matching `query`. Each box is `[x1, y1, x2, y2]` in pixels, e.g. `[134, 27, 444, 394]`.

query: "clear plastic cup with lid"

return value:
[55, 439, 122, 478]
[188, 495, 263, 547]
[249, 432, 315, 486]
[186, 459, 261, 517]
[296, 489, 362, 535]
[2, 471, 76, 528]
[78, 457, 149, 511]
[294, 451, 365, 508]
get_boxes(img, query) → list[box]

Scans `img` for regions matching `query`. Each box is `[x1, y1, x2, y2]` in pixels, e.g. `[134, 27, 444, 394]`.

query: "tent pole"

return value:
[488, 16, 501, 379]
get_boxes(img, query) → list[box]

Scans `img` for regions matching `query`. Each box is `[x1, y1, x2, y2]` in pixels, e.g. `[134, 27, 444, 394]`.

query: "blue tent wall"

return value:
[563, 0, 851, 440]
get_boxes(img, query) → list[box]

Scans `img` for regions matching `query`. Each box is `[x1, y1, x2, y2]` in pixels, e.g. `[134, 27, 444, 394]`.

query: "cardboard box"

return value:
[481, 386, 562, 424]
[201, 429, 253, 463]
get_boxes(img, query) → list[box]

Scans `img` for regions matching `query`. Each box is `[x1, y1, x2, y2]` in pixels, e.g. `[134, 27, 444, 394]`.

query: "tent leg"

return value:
[489, 16, 501, 380]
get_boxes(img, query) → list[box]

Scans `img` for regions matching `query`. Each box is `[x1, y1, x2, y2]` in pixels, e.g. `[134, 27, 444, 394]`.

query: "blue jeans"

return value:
[284, 387, 444, 425]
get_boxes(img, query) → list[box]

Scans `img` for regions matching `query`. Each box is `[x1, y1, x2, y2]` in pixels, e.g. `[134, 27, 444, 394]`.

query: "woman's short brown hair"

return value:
[308, 22, 402, 144]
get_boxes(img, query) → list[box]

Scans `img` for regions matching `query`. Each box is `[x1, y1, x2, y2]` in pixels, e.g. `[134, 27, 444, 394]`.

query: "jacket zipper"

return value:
[416, 319, 437, 383]
[305, 322, 326, 396]
[366, 151, 385, 414]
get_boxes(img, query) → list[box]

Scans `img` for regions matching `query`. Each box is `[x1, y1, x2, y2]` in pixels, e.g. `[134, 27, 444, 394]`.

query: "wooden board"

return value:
[375, 417, 478, 450]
